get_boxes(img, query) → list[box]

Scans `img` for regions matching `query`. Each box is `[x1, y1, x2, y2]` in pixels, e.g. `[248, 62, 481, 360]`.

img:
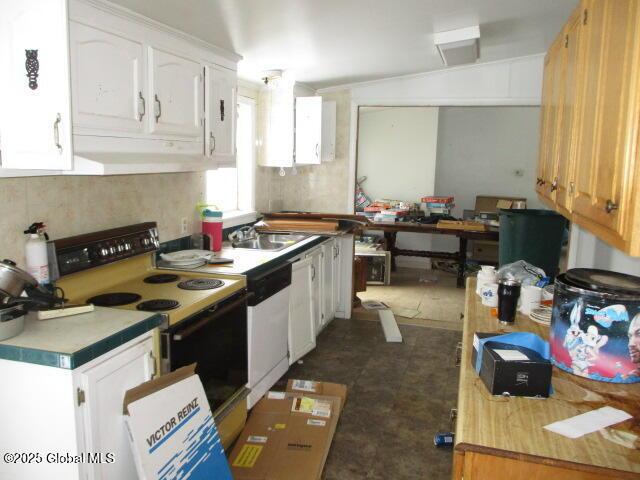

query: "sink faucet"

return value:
[228, 226, 256, 243]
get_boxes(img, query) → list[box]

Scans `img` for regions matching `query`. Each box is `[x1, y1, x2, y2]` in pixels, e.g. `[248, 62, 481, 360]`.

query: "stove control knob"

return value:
[109, 246, 116, 255]
[116, 244, 124, 253]
[99, 248, 109, 258]
[124, 243, 132, 251]
[142, 238, 150, 246]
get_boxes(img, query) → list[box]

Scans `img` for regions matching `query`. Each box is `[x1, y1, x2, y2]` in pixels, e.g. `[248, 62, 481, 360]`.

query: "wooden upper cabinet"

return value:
[572, 0, 639, 240]
[537, 34, 566, 204]
[537, 0, 640, 256]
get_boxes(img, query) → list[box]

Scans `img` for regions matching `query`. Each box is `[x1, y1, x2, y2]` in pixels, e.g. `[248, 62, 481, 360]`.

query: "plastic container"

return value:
[550, 271, 640, 383]
[498, 209, 566, 279]
[24, 222, 49, 285]
[476, 265, 497, 297]
[202, 210, 223, 252]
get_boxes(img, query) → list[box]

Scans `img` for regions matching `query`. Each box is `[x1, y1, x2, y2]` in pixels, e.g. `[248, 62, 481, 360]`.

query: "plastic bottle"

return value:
[24, 222, 49, 284]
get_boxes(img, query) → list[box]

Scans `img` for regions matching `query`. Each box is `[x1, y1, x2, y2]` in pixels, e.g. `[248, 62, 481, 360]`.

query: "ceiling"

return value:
[110, 0, 578, 89]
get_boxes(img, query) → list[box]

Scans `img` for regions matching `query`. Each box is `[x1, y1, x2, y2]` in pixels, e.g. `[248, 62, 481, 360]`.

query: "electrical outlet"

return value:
[180, 218, 189, 235]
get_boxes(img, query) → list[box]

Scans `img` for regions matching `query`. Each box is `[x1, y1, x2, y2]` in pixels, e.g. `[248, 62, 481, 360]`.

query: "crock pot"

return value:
[550, 269, 640, 383]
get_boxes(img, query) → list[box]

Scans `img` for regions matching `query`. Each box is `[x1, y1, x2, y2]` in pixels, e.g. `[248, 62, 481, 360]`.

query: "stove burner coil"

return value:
[136, 299, 181, 312]
[143, 274, 180, 284]
[177, 278, 225, 290]
[87, 292, 142, 307]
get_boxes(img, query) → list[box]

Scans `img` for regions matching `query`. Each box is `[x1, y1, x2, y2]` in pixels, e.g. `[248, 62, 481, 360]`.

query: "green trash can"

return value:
[498, 209, 566, 279]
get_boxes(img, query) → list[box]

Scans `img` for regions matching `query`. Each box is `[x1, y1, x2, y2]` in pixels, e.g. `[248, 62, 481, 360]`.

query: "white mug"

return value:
[480, 282, 499, 307]
[520, 285, 542, 315]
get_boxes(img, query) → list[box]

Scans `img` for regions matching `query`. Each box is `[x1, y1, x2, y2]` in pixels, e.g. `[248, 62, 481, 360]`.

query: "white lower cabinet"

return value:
[306, 247, 324, 333]
[0, 332, 155, 480]
[321, 238, 341, 329]
[288, 256, 316, 364]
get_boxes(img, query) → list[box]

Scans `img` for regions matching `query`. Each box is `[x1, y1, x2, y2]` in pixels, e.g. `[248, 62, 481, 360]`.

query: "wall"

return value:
[568, 225, 640, 276]
[0, 173, 205, 267]
[357, 107, 439, 267]
[267, 89, 353, 213]
[433, 106, 543, 251]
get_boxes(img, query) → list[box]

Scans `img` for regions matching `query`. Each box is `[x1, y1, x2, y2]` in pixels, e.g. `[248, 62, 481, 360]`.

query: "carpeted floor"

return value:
[355, 268, 466, 331]
[275, 316, 461, 480]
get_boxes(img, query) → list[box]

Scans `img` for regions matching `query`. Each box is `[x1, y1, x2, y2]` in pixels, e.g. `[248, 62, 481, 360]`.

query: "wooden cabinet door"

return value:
[205, 64, 236, 161]
[70, 21, 146, 135]
[555, 10, 583, 212]
[288, 257, 316, 364]
[78, 337, 154, 480]
[0, 0, 72, 170]
[572, 0, 640, 238]
[149, 47, 203, 140]
[536, 35, 566, 202]
[295, 96, 323, 164]
[321, 240, 337, 327]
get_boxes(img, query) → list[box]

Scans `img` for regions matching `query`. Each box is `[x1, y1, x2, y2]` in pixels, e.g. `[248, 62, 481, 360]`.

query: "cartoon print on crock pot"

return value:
[629, 313, 640, 376]
[563, 301, 609, 376]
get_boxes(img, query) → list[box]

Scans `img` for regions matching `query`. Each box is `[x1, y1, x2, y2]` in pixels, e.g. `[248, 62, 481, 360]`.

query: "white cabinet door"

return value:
[70, 21, 146, 135]
[205, 65, 236, 162]
[295, 96, 322, 165]
[78, 337, 154, 480]
[0, 0, 72, 170]
[321, 101, 337, 162]
[149, 47, 203, 140]
[321, 240, 336, 328]
[260, 86, 294, 167]
[332, 239, 342, 314]
[306, 248, 323, 334]
[289, 257, 316, 364]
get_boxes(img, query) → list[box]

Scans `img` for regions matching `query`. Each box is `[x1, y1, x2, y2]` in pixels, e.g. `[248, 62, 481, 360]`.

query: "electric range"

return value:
[50, 223, 250, 416]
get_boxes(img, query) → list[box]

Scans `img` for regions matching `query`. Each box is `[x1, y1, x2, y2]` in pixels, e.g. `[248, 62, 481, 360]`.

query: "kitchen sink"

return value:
[232, 233, 310, 251]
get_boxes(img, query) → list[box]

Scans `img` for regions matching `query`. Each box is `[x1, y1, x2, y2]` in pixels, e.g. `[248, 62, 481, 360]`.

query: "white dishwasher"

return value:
[246, 262, 292, 408]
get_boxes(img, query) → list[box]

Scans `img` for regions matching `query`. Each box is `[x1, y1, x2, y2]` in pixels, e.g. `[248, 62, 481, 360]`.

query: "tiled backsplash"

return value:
[0, 172, 205, 267]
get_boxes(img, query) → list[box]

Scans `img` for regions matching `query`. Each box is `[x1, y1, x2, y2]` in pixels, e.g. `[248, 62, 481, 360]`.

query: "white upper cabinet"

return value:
[205, 65, 237, 163]
[321, 100, 337, 162]
[259, 84, 295, 168]
[148, 47, 204, 141]
[70, 21, 146, 135]
[0, 0, 73, 170]
[295, 97, 323, 165]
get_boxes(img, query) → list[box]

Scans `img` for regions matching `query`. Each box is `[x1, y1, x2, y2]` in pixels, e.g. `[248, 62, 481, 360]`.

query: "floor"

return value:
[277, 316, 461, 480]
[356, 268, 466, 331]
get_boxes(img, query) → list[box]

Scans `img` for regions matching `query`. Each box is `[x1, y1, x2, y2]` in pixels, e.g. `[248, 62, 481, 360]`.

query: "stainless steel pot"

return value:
[0, 259, 38, 299]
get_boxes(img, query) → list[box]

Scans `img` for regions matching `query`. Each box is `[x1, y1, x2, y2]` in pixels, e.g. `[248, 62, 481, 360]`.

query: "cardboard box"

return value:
[286, 379, 348, 405]
[229, 384, 347, 480]
[471, 333, 552, 398]
[123, 365, 232, 480]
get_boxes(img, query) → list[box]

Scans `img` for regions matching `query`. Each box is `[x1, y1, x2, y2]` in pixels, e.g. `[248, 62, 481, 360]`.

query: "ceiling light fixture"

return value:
[434, 25, 480, 66]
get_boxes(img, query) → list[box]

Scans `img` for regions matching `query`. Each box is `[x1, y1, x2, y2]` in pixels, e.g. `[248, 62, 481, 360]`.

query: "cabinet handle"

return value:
[315, 143, 320, 158]
[53, 113, 62, 154]
[209, 132, 216, 155]
[220, 99, 225, 121]
[154, 94, 162, 122]
[311, 265, 316, 281]
[455, 342, 463, 367]
[569, 182, 575, 194]
[550, 178, 558, 192]
[138, 91, 146, 121]
[605, 199, 619, 214]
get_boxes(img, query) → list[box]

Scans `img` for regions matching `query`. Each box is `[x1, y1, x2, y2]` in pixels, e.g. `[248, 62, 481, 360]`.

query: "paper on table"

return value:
[544, 406, 632, 439]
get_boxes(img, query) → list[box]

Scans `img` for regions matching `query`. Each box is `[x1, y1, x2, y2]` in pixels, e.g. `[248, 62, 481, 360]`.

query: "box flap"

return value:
[123, 363, 196, 415]
[286, 379, 348, 406]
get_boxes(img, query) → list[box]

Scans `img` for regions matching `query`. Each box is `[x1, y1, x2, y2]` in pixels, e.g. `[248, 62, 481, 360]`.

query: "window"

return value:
[206, 96, 256, 223]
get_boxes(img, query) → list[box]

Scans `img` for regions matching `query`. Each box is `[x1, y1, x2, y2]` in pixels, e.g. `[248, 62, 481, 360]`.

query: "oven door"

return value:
[162, 290, 250, 414]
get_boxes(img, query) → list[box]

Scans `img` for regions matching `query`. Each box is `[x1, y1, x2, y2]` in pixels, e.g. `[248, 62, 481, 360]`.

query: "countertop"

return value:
[159, 235, 330, 277]
[0, 307, 162, 369]
[455, 278, 640, 476]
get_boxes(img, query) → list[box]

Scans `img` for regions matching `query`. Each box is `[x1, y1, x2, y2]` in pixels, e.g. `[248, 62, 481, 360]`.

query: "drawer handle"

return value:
[550, 178, 558, 192]
[138, 91, 146, 121]
[455, 342, 463, 367]
[209, 132, 216, 155]
[605, 199, 619, 214]
[53, 113, 62, 153]
[154, 94, 162, 122]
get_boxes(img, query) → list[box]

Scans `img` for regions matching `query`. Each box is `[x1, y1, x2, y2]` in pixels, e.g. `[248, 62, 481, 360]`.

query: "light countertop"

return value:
[159, 235, 328, 276]
[0, 307, 162, 369]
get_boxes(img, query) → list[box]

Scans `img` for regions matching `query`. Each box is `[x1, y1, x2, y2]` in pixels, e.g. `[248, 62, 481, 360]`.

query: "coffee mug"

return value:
[480, 282, 499, 307]
[519, 285, 542, 316]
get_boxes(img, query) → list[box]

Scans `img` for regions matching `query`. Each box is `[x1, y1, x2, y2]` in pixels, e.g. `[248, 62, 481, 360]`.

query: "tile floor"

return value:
[277, 316, 462, 480]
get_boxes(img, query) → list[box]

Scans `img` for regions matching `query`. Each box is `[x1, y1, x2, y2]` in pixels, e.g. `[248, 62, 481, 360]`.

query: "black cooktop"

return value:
[143, 273, 180, 284]
[177, 278, 225, 290]
[87, 292, 142, 307]
[136, 299, 181, 312]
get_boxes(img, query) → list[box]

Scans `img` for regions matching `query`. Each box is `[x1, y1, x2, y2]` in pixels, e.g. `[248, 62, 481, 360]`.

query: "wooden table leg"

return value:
[384, 231, 398, 272]
[457, 237, 468, 288]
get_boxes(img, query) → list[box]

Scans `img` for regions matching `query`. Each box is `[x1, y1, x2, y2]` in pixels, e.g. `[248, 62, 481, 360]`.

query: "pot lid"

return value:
[564, 268, 640, 296]
[0, 259, 37, 287]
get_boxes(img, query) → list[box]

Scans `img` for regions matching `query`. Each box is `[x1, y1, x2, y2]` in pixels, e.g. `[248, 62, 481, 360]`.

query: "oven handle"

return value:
[172, 291, 252, 341]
